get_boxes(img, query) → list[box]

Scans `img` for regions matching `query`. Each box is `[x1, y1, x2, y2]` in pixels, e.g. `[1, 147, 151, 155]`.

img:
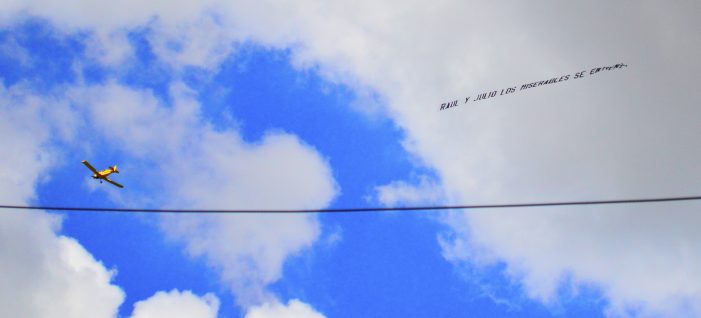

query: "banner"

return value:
[439, 63, 628, 111]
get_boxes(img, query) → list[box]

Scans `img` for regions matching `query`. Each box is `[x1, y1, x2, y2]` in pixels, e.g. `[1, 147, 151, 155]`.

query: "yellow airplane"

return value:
[82, 160, 124, 188]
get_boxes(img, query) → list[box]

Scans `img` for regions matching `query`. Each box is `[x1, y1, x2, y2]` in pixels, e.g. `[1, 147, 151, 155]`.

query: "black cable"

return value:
[1, 195, 701, 214]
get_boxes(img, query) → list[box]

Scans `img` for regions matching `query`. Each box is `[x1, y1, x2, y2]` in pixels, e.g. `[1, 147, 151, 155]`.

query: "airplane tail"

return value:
[113, 165, 119, 173]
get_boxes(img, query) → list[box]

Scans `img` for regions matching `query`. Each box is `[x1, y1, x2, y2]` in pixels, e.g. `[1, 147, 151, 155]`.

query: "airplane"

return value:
[82, 160, 124, 188]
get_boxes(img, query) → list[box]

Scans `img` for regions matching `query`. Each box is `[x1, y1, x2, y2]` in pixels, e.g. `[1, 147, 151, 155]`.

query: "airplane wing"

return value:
[104, 177, 124, 189]
[81, 160, 99, 174]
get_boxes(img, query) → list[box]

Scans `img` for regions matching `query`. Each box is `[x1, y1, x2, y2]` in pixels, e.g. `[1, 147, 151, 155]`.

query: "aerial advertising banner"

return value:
[439, 63, 628, 111]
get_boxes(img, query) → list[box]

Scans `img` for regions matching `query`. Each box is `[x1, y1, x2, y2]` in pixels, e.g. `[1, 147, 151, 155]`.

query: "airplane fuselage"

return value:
[92, 167, 118, 180]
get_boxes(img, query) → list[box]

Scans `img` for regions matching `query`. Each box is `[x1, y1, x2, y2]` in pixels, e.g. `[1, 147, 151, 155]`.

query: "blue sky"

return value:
[2, 2, 701, 318]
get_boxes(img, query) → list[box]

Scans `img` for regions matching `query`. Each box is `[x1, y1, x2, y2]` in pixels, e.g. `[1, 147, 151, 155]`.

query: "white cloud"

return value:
[375, 175, 444, 207]
[67, 82, 337, 306]
[0, 0, 242, 68]
[245, 299, 326, 318]
[163, 214, 321, 306]
[0, 86, 53, 202]
[440, 203, 701, 317]
[147, 13, 235, 70]
[130, 290, 219, 318]
[0, 85, 124, 318]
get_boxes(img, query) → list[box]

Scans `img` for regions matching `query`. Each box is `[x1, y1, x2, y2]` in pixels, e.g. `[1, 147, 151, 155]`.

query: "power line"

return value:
[2, 195, 701, 214]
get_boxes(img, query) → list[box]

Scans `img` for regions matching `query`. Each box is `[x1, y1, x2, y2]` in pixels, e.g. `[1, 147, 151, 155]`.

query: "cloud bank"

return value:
[4, 0, 701, 316]
[0, 85, 124, 318]
[130, 290, 219, 318]
[245, 299, 326, 318]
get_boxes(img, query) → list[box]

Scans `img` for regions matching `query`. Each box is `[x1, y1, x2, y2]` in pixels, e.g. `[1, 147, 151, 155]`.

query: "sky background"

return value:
[1, 1, 701, 317]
